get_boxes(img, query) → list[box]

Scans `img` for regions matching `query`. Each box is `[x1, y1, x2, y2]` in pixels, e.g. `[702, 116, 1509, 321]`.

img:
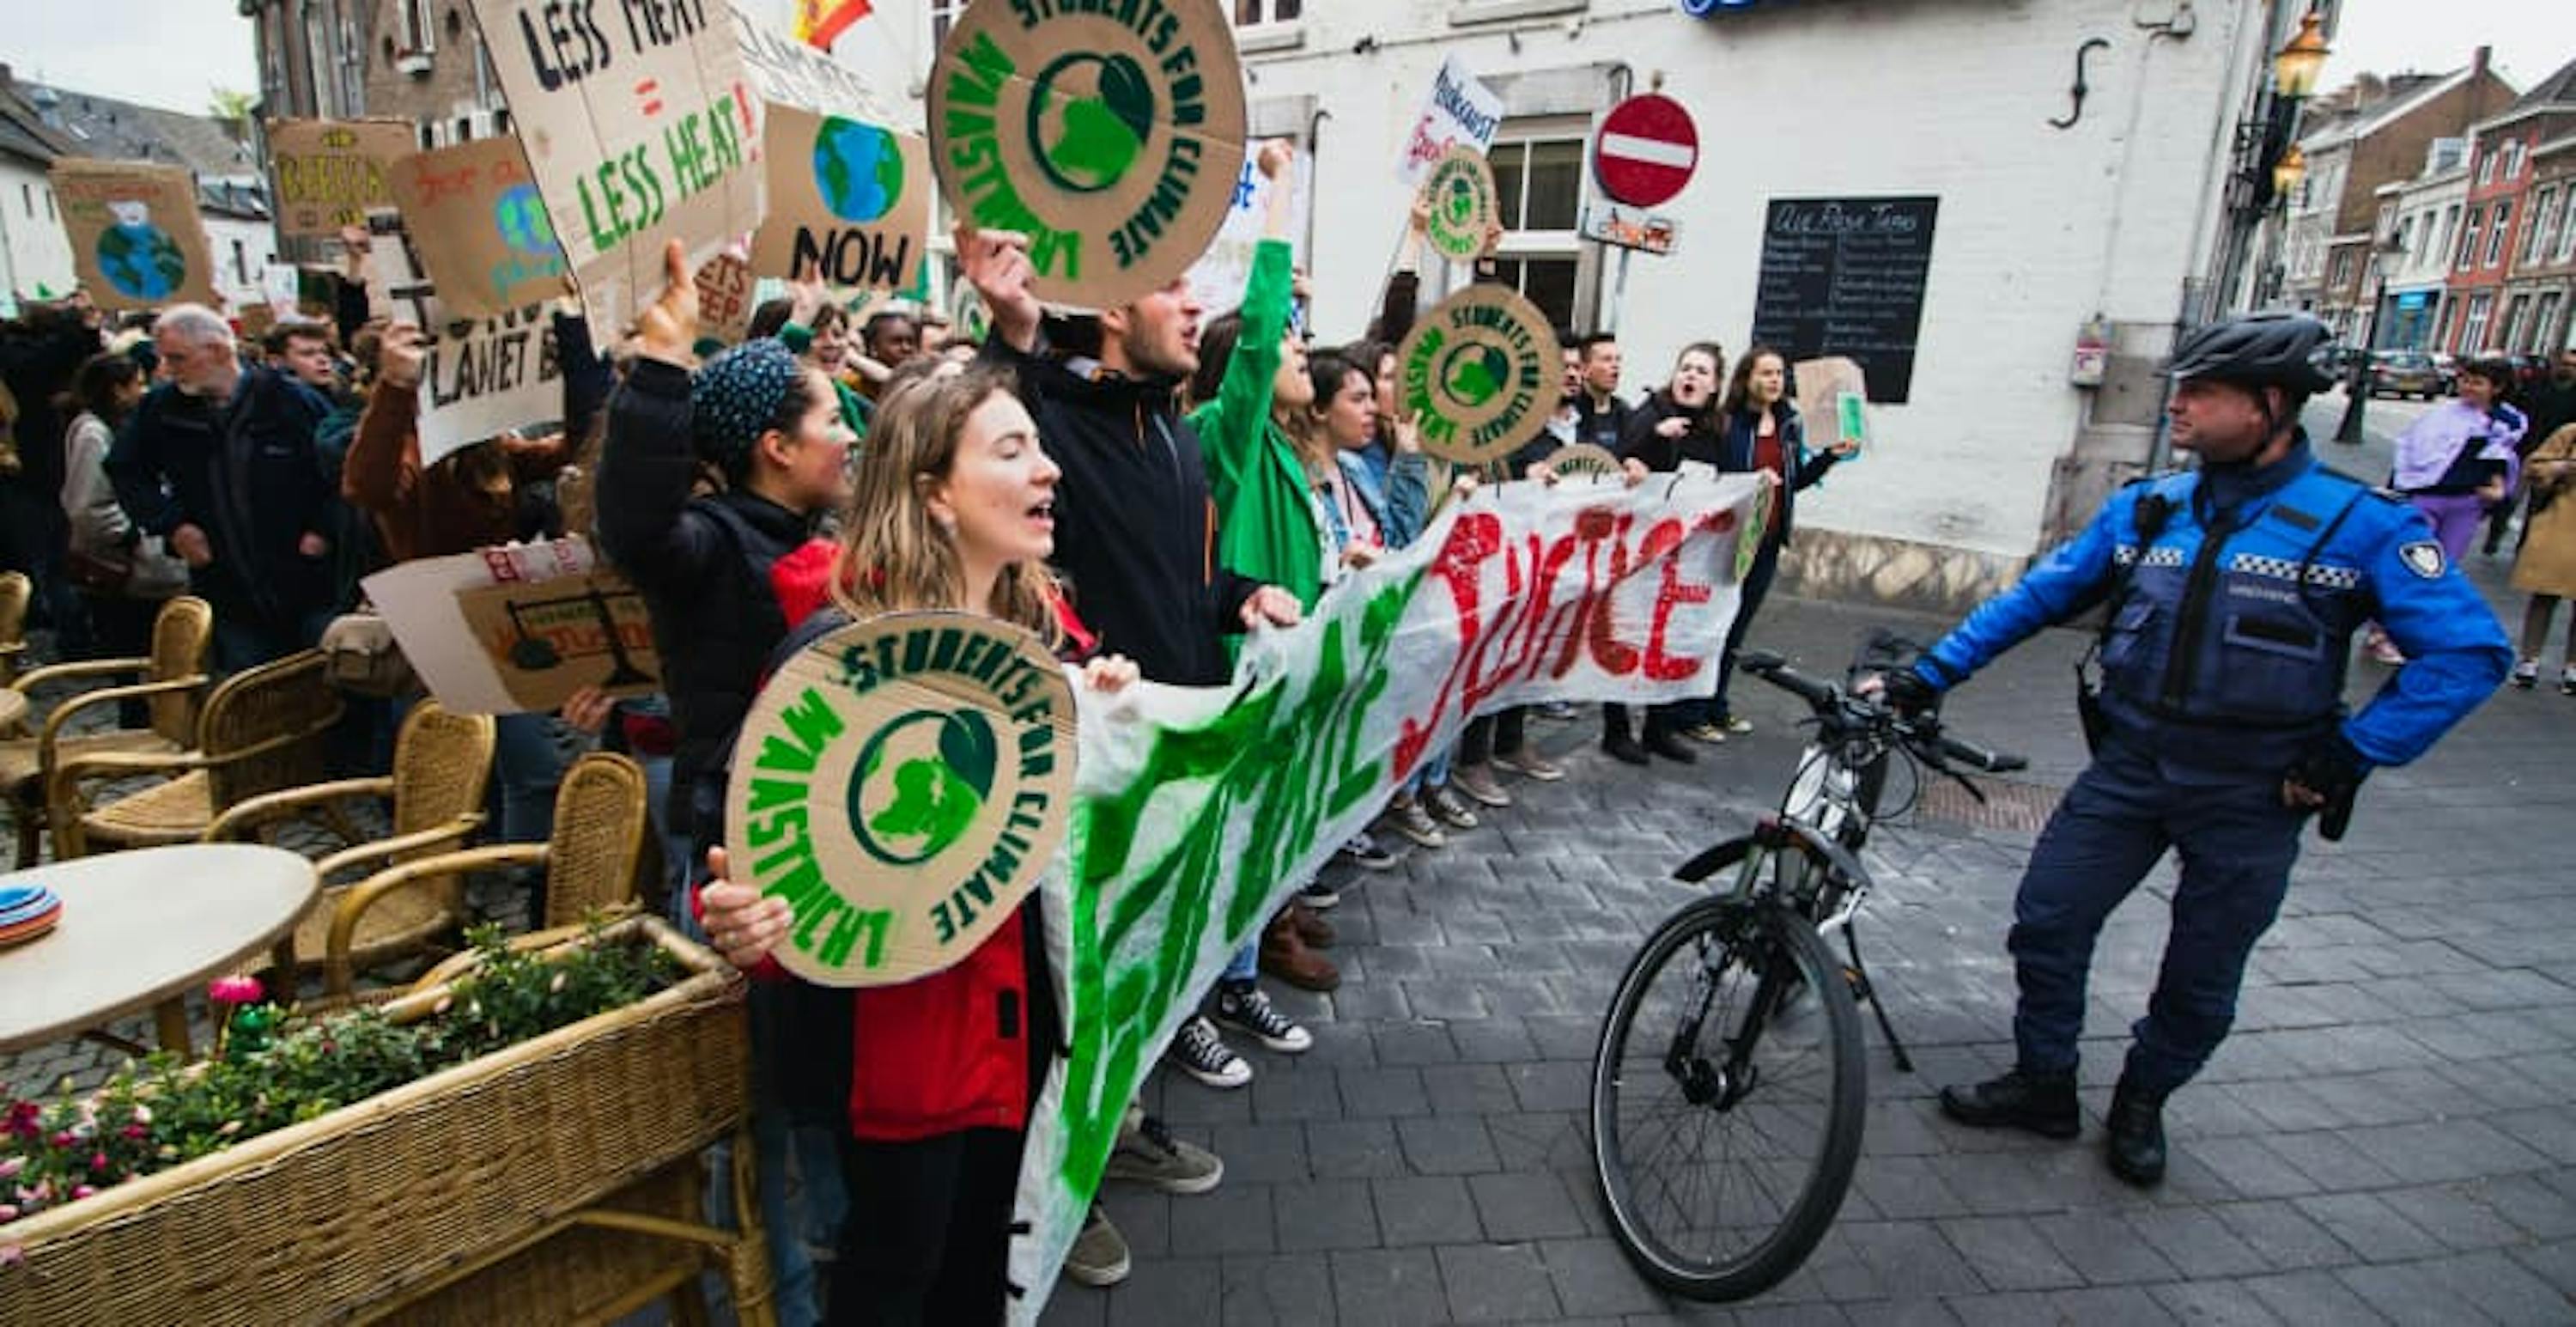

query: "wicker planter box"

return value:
[0, 916, 759, 1325]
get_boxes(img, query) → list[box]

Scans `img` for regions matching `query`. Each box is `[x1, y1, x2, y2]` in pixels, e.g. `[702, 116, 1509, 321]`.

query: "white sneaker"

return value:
[1166, 1014, 1253, 1089]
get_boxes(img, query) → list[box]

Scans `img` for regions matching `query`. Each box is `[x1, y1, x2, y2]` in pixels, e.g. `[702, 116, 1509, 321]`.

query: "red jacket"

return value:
[741, 550, 1077, 1142]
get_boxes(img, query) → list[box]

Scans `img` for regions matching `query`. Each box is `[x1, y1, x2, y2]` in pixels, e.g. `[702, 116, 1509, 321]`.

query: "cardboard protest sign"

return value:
[732, 3, 910, 131]
[695, 249, 757, 342]
[386, 136, 574, 321]
[1541, 443, 1622, 480]
[1182, 146, 1311, 320]
[1398, 54, 1502, 186]
[726, 612, 1078, 986]
[1394, 285, 1562, 467]
[1795, 355, 1871, 453]
[267, 119, 417, 239]
[1420, 146, 1499, 263]
[927, 0, 1248, 309]
[261, 263, 304, 313]
[50, 161, 219, 312]
[998, 473, 1765, 1321]
[468, 0, 766, 335]
[360, 206, 568, 470]
[750, 105, 930, 290]
[363, 539, 659, 715]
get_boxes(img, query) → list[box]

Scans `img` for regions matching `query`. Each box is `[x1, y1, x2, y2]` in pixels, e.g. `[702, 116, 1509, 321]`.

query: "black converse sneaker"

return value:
[1214, 979, 1313, 1053]
[1165, 1014, 1252, 1088]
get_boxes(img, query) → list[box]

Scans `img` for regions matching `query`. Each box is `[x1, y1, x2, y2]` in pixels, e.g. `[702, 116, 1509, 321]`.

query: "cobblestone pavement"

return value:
[10, 403, 2571, 1324]
[1039, 405, 2576, 1325]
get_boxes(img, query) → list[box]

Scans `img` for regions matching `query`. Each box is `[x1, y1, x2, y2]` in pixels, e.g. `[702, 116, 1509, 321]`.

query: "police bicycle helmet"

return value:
[2166, 312, 2336, 393]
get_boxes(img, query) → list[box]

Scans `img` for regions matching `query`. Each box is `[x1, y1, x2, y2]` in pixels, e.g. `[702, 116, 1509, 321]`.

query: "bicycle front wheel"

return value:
[1589, 897, 1866, 1300]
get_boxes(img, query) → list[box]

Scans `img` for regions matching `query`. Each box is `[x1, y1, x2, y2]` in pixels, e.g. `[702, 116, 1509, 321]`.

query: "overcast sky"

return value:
[1, 1, 2571, 119]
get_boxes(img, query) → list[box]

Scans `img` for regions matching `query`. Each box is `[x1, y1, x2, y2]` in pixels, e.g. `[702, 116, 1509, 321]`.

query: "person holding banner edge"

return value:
[698, 364, 1144, 1327]
[954, 189, 1307, 1286]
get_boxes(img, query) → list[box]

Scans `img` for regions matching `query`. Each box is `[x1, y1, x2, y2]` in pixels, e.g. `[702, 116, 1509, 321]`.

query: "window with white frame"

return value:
[2525, 187, 2560, 266]
[2462, 292, 2494, 350]
[1233, 0, 1301, 22]
[2560, 191, 2576, 262]
[2537, 292, 2564, 351]
[2460, 206, 2485, 270]
[2440, 204, 2460, 264]
[2486, 199, 2512, 267]
[399, 0, 433, 53]
[2477, 149, 2498, 186]
[1484, 125, 1585, 332]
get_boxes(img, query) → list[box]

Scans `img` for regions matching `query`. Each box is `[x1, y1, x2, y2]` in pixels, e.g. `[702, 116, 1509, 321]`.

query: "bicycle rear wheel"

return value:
[1589, 896, 1866, 1300]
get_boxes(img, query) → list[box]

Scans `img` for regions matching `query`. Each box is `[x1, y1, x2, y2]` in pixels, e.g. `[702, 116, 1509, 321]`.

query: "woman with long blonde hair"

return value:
[700, 366, 1138, 1325]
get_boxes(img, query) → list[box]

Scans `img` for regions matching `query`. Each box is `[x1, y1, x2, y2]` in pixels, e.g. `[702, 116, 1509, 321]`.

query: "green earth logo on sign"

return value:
[1441, 343, 1511, 409]
[812, 117, 904, 224]
[1421, 149, 1497, 262]
[848, 709, 999, 866]
[1029, 53, 1157, 194]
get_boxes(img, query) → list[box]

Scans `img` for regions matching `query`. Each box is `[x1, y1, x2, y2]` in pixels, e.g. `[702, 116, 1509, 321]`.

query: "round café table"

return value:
[0, 843, 319, 1056]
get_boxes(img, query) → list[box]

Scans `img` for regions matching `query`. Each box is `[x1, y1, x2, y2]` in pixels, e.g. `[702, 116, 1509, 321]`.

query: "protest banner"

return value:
[1420, 145, 1500, 263]
[1398, 54, 1503, 186]
[360, 206, 568, 470]
[362, 538, 659, 715]
[386, 135, 574, 321]
[1182, 145, 1311, 320]
[49, 161, 218, 312]
[726, 612, 1078, 985]
[966, 473, 1765, 1319]
[926, 0, 1247, 309]
[261, 263, 304, 313]
[1394, 284, 1562, 466]
[267, 118, 417, 239]
[467, 0, 767, 335]
[750, 104, 930, 290]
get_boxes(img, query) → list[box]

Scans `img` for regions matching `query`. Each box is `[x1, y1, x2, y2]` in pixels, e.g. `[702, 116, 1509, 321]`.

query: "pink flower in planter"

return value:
[88, 1153, 107, 1175]
[0, 1156, 21, 1180]
[0, 1203, 17, 1222]
[129, 1105, 151, 1125]
[120, 1123, 148, 1142]
[207, 976, 264, 1006]
[69, 1184, 94, 1200]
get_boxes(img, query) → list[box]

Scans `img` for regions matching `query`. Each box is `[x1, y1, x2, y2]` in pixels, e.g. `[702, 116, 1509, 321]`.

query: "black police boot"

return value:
[2105, 1075, 2169, 1186]
[1643, 725, 1698, 764]
[1938, 1066, 2081, 1140]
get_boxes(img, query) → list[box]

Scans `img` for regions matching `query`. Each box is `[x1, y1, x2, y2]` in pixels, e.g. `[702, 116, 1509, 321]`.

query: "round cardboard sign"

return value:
[927, 0, 1249, 311]
[1394, 284, 1564, 467]
[1542, 443, 1623, 480]
[723, 612, 1077, 988]
[1420, 147, 1499, 263]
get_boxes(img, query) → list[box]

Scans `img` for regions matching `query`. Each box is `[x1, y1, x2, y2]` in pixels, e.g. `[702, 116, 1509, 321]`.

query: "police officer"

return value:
[1881, 313, 2511, 1185]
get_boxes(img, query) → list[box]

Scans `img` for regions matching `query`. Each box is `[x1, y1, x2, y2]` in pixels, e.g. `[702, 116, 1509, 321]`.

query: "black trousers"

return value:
[76, 592, 165, 727]
[1710, 537, 1783, 722]
[1459, 705, 1527, 764]
[829, 1126, 1027, 1327]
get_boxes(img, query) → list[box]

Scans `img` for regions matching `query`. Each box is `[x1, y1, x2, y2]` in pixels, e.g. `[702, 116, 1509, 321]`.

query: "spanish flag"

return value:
[793, 0, 872, 49]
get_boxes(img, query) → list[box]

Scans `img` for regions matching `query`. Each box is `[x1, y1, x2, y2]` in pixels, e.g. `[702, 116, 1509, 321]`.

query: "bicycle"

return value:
[1588, 633, 2026, 1301]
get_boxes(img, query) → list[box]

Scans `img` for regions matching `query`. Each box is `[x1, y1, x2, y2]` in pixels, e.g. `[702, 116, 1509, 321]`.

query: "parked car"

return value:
[2366, 349, 2445, 399]
[2429, 351, 2461, 394]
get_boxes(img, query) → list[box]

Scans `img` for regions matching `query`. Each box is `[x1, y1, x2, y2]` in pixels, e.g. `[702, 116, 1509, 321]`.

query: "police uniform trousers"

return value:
[2008, 735, 2305, 1094]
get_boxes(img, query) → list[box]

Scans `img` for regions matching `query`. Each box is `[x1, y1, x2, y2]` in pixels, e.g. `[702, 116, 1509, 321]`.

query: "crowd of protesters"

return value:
[4, 131, 2565, 1327]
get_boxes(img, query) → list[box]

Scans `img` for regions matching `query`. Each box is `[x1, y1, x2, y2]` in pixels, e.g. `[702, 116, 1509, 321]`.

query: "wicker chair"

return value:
[324, 752, 650, 997]
[1, 596, 215, 867]
[46, 648, 343, 860]
[0, 569, 27, 687]
[205, 699, 497, 983]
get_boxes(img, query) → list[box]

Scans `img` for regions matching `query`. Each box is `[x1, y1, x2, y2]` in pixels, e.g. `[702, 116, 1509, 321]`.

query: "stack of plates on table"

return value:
[0, 882, 64, 948]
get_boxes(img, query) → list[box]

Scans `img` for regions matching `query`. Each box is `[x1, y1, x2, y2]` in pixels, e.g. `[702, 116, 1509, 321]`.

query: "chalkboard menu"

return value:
[1748, 196, 1940, 404]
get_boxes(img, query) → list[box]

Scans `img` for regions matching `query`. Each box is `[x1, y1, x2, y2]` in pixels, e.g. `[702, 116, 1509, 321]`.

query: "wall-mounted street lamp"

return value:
[2273, 7, 2331, 101]
[2271, 143, 2307, 205]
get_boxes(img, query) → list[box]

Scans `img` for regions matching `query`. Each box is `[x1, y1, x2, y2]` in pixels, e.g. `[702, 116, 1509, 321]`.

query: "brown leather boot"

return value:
[1289, 899, 1336, 948]
[1261, 910, 1340, 991]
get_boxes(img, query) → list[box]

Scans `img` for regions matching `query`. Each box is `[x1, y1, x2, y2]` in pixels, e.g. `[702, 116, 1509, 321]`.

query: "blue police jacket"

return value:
[1914, 435, 2510, 775]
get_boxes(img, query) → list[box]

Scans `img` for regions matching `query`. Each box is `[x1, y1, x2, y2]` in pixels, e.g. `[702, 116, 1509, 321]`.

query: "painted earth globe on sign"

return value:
[812, 117, 903, 224]
[1443, 173, 1479, 227]
[847, 709, 1001, 867]
[97, 221, 186, 301]
[1442, 343, 1514, 409]
[1029, 52, 1156, 193]
[494, 183, 558, 256]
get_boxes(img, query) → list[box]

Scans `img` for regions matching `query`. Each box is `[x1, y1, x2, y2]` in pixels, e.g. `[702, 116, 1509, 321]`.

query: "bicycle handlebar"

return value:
[1739, 650, 2027, 775]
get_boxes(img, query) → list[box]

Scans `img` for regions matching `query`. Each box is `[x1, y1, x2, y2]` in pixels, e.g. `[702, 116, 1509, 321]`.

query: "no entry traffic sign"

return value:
[1594, 94, 1698, 208]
